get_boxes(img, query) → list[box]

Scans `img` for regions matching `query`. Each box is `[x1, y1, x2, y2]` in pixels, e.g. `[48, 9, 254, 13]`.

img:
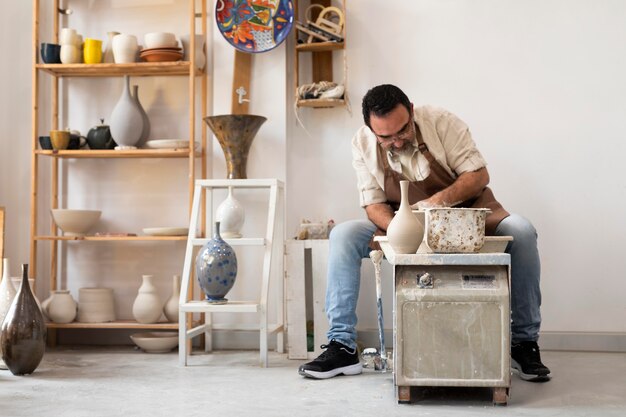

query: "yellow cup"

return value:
[83, 38, 102, 64]
[50, 130, 70, 150]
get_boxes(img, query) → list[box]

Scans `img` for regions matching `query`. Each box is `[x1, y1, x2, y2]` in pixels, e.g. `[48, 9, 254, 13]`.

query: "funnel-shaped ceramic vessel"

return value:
[203, 115, 267, 179]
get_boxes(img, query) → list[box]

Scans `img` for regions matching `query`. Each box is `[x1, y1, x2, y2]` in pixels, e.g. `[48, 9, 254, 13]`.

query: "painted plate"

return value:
[216, 0, 294, 53]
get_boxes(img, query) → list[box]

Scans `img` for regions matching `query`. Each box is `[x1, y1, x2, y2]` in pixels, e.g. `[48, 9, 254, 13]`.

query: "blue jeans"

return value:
[325, 214, 542, 350]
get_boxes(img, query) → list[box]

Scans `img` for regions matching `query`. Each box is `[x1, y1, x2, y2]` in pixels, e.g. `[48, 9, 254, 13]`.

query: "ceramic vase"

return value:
[386, 180, 424, 254]
[103, 31, 120, 63]
[215, 187, 245, 238]
[132, 84, 150, 147]
[163, 275, 180, 323]
[0, 264, 46, 375]
[181, 34, 206, 70]
[109, 75, 143, 148]
[47, 290, 77, 324]
[203, 115, 267, 179]
[132, 275, 163, 324]
[195, 222, 238, 303]
[0, 258, 17, 370]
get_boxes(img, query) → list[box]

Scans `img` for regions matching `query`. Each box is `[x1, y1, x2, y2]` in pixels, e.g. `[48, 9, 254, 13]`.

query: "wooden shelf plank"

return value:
[35, 149, 199, 159]
[35, 235, 187, 241]
[297, 98, 346, 108]
[36, 61, 202, 77]
[296, 41, 344, 52]
[190, 237, 265, 246]
[46, 320, 179, 329]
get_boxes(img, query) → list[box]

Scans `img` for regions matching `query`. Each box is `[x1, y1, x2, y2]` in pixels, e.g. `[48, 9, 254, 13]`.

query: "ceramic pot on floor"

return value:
[386, 180, 424, 254]
[215, 186, 245, 238]
[195, 222, 238, 303]
[132, 275, 163, 324]
[0, 258, 17, 370]
[0, 264, 46, 375]
[163, 275, 180, 323]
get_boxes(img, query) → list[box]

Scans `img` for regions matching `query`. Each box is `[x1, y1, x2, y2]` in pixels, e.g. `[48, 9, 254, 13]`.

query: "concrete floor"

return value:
[1, 348, 625, 417]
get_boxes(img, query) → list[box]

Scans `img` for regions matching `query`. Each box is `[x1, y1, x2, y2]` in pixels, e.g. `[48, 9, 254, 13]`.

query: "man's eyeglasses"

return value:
[374, 120, 414, 145]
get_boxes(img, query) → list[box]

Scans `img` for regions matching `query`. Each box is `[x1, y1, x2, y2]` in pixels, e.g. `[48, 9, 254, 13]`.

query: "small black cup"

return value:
[68, 134, 81, 150]
[40, 43, 61, 64]
[39, 136, 53, 150]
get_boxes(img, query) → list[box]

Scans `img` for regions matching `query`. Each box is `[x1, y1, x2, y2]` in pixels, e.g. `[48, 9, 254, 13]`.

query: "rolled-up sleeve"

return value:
[352, 137, 387, 207]
[435, 111, 487, 175]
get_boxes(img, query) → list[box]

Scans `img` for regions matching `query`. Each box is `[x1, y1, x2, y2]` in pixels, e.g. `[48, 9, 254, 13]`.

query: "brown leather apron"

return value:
[369, 123, 509, 249]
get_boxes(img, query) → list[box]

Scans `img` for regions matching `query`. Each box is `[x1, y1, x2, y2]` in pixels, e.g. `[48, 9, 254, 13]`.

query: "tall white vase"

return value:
[132, 275, 163, 324]
[132, 84, 150, 147]
[163, 275, 180, 323]
[109, 75, 143, 148]
[0, 258, 17, 370]
[386, 180, 424, 254]
[103, 31, 120, 63]
[215, 186, 245, 238]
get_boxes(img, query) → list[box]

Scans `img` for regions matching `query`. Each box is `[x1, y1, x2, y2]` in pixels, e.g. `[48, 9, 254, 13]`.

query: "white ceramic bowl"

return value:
[130, 332, 178, 353]
[51, 209, 101, 236]
[144, 32, 177, 49]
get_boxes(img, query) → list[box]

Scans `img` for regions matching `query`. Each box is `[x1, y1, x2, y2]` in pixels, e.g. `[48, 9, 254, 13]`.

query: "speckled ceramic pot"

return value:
[0, 264, 46, 375]
[195, 222, 237, 303]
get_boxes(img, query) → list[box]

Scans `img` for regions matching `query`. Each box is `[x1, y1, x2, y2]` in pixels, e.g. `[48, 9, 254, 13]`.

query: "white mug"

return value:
[112, 34, 138, 64]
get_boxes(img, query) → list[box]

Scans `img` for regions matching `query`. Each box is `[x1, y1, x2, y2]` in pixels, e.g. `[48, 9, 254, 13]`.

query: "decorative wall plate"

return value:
[216, 0, 294, 53]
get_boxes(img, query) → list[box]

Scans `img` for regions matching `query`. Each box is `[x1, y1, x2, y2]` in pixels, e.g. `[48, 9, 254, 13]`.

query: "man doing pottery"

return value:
[298, 84, 551, 383]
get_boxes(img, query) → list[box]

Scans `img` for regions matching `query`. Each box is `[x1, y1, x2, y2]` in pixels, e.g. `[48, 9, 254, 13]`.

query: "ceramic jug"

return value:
[215, 187, 245, 238]
[132, 275, 163, 324]
[163, 275, 180, 323]
[109, 75, 143, 148]
[386, 180, 424, 254]
[195, 222, 238, 303]
[0, 264, 46, 375]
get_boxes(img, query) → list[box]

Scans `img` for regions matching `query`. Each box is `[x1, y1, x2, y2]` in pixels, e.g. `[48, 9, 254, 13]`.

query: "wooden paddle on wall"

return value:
[231, 50, 253, 114]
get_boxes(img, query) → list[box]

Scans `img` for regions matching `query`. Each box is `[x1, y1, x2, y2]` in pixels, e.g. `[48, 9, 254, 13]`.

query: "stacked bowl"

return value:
[140, 32, 182, 62]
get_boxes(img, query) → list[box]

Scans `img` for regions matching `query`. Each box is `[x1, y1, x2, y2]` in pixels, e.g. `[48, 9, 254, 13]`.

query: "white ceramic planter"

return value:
[112, 34, 138, 63]
[77, 288, 115, 323]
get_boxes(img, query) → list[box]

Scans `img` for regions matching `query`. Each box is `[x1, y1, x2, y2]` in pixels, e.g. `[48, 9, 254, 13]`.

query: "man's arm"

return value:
[413, 167, 490, 209]
[365, 203, 395, 231]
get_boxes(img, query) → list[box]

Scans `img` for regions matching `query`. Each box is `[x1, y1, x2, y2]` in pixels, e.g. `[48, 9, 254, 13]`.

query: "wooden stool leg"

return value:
[492, 387, 509, 406]
[397, 386, 411, 403]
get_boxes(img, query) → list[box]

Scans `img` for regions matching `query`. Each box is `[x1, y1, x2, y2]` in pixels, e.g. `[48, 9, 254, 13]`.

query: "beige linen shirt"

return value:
[352, 105, 487, 207]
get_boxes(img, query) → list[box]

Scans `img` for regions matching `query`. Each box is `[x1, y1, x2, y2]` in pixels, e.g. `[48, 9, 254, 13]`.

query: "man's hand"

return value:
[411, 198, 445, 210]
[411, 168, 490, 210]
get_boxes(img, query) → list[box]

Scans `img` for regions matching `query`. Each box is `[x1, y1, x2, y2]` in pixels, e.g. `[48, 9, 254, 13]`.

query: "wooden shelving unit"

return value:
[30, 0, 209, 336]
[294, 0, 347, 108]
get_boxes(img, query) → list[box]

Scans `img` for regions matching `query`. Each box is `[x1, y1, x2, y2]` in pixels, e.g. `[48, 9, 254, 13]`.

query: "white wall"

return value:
[1, 0, 624, 348]
[287, 0, 626, 337]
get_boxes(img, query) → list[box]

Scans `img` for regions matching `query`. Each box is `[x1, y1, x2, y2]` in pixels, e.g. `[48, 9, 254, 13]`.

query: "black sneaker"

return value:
[298, 340, 362, 379]
[511, 341, 552, 382]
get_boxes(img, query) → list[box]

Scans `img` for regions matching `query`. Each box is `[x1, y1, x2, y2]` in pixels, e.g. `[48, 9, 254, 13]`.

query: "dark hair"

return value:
[361, 84, 411, 128]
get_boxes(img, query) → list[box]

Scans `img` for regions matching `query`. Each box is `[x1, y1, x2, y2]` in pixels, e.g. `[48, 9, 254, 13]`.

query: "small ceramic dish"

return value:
[139, 50, 183, 62]
[143, 139, 199, 149]
[130, 332, 178, 353]
[143, 227, 189, 236]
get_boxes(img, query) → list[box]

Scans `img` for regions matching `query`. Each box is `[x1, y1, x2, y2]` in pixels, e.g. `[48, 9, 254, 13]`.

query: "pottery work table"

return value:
[375, 237, 511, 405]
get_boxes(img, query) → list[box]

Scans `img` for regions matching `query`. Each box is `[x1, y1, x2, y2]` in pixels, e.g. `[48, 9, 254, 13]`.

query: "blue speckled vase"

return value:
[195, 222, 238, 303]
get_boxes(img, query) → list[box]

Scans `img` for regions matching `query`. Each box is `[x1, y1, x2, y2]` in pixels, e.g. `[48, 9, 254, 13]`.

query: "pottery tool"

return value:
[369, 250, 387, 372]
